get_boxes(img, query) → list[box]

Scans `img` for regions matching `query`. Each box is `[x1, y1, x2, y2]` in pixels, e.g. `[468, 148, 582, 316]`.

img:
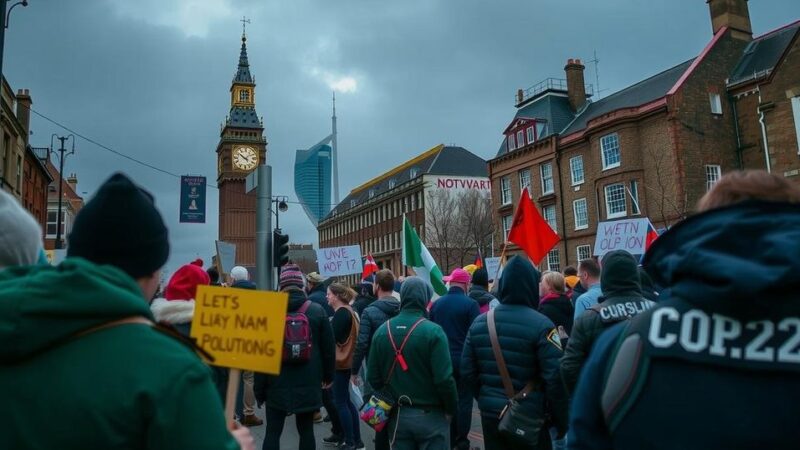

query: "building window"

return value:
[518, 169, 531, 195]
[604, 183, 627, 219]
[526, 127, 535, 144]
[16, 155, 22, 191]
[369, 189, 375, 199]
[601, 133, 621, 170]
[410, 168, 419, 178]
[577, 244, 592, 262]
[508, 134, 516, 151]
[573, 198, 588, 230]
[500, 176, 512, 205]
[410, 194, 416, 211]
[630, 180, 640, 215]
[546, 249, 560, 272]
[516, 130, 525, 147]
[540, 162, 554, 195]
[388, 179, 396, 190]
[709, 93, 722, 115]
[239, 89, 250, 102]
[570, 156, 584, 185]
[792, 97, 800, 154]
[46, 210, 66, 238]
[705, 165, 722, 192]
[542, 205, 557, 231]
[536, 121, 546, 138]
[502, 214, 513, 241]
[350, 200, 357, 208]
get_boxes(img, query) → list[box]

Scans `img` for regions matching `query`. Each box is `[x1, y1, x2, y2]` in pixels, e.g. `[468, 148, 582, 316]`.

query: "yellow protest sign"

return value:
[191, 285, 289, 375]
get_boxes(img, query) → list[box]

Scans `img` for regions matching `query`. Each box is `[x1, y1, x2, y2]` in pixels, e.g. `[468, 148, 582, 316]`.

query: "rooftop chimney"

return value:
[707, 0, 752, 40]
[15, 89, 31, 144]
[66, 173, 78, 192]
[565, 58, 587, 112]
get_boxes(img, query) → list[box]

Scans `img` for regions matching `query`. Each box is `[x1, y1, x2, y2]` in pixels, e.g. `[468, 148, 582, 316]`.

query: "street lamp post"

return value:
[0, 0, 28, 90]
[51, 134, 74, 250]
[271, 195, 288, 229]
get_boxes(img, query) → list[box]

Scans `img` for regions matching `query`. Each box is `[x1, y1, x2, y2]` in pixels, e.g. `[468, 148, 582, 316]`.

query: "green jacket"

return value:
[0, 258, 238, 450]
[367, 309, 458, 416]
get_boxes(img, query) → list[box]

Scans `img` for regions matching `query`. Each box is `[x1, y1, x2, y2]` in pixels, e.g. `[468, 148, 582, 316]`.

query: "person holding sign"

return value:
[0, 173, 252, 450]
[255, 264, 336, 450]
[327, 283, 364, 450]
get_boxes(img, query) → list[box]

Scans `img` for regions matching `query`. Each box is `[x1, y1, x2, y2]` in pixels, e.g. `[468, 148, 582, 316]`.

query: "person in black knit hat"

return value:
[68, 172, 170, 285]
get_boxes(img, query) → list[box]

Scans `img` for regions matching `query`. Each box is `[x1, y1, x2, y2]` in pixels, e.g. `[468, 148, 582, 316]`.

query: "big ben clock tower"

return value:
[216, 27, 267, 267]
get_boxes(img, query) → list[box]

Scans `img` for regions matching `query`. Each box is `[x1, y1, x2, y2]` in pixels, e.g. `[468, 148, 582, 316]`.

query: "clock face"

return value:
[233, 146, 258, 171]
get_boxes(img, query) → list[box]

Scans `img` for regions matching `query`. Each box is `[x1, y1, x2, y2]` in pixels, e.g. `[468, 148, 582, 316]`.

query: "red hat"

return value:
[443, 268, 471, 285]
[165, 262, 211, 300]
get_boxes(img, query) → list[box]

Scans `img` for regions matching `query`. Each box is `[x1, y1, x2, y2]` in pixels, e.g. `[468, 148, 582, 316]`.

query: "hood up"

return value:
[399, 276, 433, 312]
[497, 256, 540, 308]
[600, 250, 642, 299]
[0, 258, 153, 364]
[644, 201, 800, 310]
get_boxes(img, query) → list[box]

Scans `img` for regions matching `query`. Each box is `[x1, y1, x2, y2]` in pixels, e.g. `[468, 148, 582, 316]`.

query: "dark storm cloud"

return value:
[4, 0, 798, 274]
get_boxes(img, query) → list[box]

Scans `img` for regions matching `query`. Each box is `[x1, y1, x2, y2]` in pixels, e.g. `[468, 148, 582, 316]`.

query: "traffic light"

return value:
[273, 228, 290, 268]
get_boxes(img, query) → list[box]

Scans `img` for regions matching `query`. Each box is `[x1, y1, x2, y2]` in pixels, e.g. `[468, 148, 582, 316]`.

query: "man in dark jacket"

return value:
[462, 256, 568, 450]
[255, 265, 335, 450]
[568, 172, 800, 450]
[431, 268, 480, 450]
[368, 277, 458, 450]
[469, 267, 497, 313]
[351, 269, 399, 450]
[307, 272, 335, 317]
[560, 250, 654, 394]
[352, 276, 376, 317]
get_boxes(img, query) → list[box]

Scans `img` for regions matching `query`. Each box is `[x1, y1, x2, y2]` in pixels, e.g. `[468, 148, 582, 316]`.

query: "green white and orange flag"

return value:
[402, 216, 447, 296]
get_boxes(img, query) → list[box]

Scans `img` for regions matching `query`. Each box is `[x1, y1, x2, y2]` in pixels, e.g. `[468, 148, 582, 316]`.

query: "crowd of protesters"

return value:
[1, 169, 799, 450]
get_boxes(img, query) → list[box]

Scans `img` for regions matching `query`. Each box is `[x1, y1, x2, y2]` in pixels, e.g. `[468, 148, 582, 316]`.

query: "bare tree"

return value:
[454, 190, 493, 266]
[642, 144, 690, 229]
[425, 189, 459, 272]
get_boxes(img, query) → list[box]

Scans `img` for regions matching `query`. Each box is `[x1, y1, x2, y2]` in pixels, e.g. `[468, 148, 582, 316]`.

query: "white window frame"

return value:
[709, 93, 723, 115]
[502, 214, 513, 241]
[792, 97, 800, 155]
[369, 189, 375, 199]
[540, 162, 554, 195]
[350, 200, 356, 208]
[518, 169, 531, 195]
[604, 183, 627, 219]
[630, 180, 641, 215]
[600, 133, 621, 170]
[46, 209, 61, 238]
[543, 205, 557, 231]
[410, 168, 419, 178]
[705, 165, 722, 192]
[388, 179, 396, 190]
[573, 198, 588, 230]
[526, 126, 535, 144]
[546, 249, 560, 273]
[577, 245, 592, 262]
[500, 176, 512, 205]
[508, 134, 516, 151]
[516, 130, 525, 147]
[570, 155, 584, 186]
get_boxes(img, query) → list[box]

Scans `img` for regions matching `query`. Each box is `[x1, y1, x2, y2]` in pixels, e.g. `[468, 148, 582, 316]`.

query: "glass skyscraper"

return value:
[294, 142, 332, 226]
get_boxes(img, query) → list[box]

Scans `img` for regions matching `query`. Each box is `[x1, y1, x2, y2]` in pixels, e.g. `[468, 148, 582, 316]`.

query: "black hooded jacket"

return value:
[461, 256, 568, 435]
[561, 250, 654, 393]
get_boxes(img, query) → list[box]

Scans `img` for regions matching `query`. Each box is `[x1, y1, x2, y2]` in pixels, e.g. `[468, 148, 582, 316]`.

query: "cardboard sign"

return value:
[179, 176, 207, 223]
[485, 257, 503, 281]
[215, 241, 237, 275]
[316, 245, 363, 277]
[191, 285, 289, 375]
[593, 218, 650, 257]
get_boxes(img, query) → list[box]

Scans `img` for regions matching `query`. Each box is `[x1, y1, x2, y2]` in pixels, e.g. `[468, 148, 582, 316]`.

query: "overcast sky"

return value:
[5, 0, 798, 275]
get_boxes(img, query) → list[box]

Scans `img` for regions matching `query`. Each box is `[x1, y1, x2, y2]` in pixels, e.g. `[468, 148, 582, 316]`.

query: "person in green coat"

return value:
[0, 173, 251, 450]
[367, 276, 458, 450]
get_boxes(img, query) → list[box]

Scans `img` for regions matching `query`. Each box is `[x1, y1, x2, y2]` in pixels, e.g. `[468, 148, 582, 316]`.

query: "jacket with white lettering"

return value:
[561, 250, 652, 394]
[568, 201, 800, 450]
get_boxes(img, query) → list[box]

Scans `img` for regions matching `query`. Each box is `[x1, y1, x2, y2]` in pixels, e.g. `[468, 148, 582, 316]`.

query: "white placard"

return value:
[593, 218, 650, 257]
[484, 257, 503, 282]
[316, 245, 363, 277]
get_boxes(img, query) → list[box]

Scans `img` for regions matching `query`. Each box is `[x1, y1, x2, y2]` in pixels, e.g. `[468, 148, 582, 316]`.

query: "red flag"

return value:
[507, 187, 560, 265]
[474, 249, 483, 268]
[362, 253, 379, 280]
[645, 221, 659, 251]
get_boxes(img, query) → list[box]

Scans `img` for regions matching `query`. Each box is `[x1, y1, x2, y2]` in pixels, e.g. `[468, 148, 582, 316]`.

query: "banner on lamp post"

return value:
[180, 176, 207, 223]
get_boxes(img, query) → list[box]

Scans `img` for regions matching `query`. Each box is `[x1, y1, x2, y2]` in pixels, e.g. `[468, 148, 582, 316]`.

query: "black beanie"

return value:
[67, 173, 169, 279]
[600, 250, 642, 298]
[471, 267, 489, 287]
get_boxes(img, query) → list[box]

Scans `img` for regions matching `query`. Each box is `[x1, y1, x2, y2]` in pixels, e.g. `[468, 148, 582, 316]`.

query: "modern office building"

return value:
[294, 141, 332, 226]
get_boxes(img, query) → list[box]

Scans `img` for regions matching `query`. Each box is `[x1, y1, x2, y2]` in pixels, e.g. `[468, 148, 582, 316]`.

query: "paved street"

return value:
[246, 403, 486, 449]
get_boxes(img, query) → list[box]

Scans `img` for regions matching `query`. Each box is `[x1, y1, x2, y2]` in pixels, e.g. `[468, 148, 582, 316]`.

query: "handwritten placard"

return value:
[191, 285, 289, 375]
[593, 218, 650, 257]
[484, 257, 503, 282]
[316, 245, 363, 277]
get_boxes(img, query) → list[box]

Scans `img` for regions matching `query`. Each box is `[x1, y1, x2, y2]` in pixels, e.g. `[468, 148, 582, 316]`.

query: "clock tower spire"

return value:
[216, 20, 267, 268]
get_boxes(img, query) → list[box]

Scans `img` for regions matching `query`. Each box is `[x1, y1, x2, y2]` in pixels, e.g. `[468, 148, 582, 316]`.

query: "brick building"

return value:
[318, 144, 489, 284]
[489, 0, 798, 270]
[44, 164, 83, 251]
[22, 146, 53, 230]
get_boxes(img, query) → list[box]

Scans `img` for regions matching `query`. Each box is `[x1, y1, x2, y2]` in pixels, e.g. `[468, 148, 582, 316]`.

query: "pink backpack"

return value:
[283, 301, 313, 364]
